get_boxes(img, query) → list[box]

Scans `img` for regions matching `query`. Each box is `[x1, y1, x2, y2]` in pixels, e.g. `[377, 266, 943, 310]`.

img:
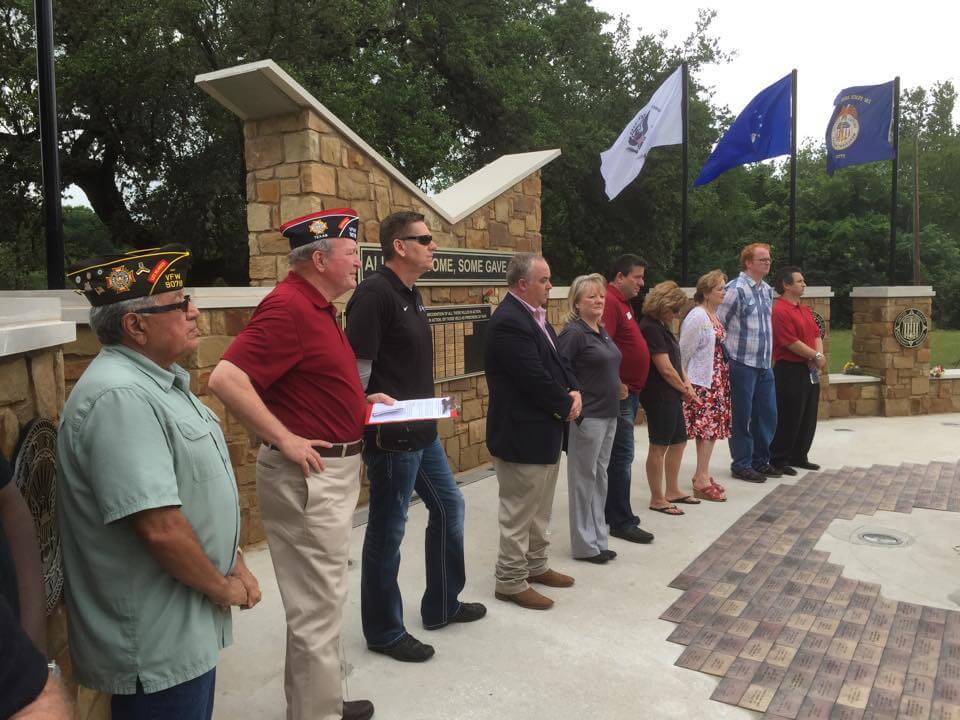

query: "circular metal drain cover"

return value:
[859, 532, 904, 546]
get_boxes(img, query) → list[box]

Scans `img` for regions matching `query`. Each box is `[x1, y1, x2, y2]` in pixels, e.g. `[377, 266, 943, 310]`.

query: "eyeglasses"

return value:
[137, 295, 192, 315]
[399, 234, 433, 246]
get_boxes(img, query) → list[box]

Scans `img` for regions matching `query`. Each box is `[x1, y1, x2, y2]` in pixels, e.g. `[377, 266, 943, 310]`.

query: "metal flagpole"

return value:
[680, 61, 690, 286]
[888, 76, 900, 284]
[913, 134, 921, 285]
[788, 68, 797, 265]
[35, 0, 64, 289]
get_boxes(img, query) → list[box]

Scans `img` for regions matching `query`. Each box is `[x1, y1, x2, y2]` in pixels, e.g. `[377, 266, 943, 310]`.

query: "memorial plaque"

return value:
[358, 244, 513, 286]
[425, 304, 491, 381]
[702, 652, 737, 676]
[738, 684, 776, 712]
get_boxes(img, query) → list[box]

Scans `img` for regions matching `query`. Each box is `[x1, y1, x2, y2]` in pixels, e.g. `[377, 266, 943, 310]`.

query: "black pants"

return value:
[770, 361, 820, 468]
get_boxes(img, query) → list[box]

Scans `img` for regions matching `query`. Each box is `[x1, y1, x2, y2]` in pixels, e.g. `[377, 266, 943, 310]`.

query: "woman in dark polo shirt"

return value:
[639, 281, 698, 516]
[557, 273, 622, 563]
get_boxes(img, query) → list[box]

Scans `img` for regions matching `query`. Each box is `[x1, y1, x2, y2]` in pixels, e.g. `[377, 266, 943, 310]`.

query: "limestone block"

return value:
[280, 194, 325, 224]
[245, 135, 283, 169]
[854, 398, 880, 416]
[468, 419, 486, 445]
[299, 163, 337, 196]
[224, 309, 253, 336]
[192, 336, 234, 369]
[277, 178, 299, 196]
[460, 444, 480, 470]
[305, 111, 332, 133]
[337, 168, 370, 200]
[836, 384, 859, 401]
[917, 348, 931, 363]
[860, 385, 879, 400]
[249, 255, 277, 280]
[276, 256, 290, 279]
[247, 203, 273, 232]
[884, 398, 910, 417]
[258, 232, 289, 254]
[495, 197, 510, 223]
[509, 219, 526, 238]
[275, 163, 299, 178]
[256, 180, 280, 204]
[374, 185, 391, 220]
[514, 195, 536, 214]
[320, 136, 342, 165]
[912, 377, 930, 395]
[525, 232, 543, 252]
[829, 400, 851, 418]
[0, 409, 19, 458]
[283, 130, 320, 163]
[437, 418, 456, 440]
[892, 354, 915, 369]
[445, 438, 461, 470]
[525, 212, 539, 232]
[465, 229, 486, 249]
[471, 212, 487, 231]
[228, 438, 250, 467]
[461, 399, 483, 422]
[27, 353, 58, 419]
[488, 222, 509, 246]
[0, 357, 29, 404]
[523, 174, 541, 196]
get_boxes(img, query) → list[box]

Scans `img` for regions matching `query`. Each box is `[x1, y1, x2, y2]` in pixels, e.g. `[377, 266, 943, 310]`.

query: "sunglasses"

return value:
[399, 234, 433, 246]
[137, 295, 192, 315]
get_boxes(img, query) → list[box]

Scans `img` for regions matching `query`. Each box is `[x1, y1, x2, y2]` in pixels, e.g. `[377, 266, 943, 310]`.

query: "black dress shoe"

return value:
[450, 602, 487, 624]
[602, 549, 617, 560]
[574, 553, 609, 564]
[369, 633, 435, 662]
[343, 699, 375, 720]
[775, 465, 798, 476]
[609, 525, 654, 544]
[754, 464, 783, 478]
[731, 467, 767, 483]
[792, 460, 821, 471]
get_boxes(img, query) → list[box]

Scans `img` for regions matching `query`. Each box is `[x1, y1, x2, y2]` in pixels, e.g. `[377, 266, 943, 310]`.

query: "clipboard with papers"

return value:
[364, 397, 458, 425]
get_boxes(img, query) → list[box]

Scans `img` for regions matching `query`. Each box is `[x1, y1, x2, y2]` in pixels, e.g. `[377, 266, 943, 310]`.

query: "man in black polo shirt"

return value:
[346, 211, 486, 663]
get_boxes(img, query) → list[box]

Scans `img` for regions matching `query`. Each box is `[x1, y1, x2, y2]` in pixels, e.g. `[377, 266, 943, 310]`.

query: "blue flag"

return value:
[825, 81, 895, 175]
[694, 73, 793, 186]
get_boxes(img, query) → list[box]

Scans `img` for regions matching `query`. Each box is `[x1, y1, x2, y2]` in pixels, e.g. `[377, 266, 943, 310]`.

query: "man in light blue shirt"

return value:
[58, 247, 260, 720]
[719, 243, 780, 483]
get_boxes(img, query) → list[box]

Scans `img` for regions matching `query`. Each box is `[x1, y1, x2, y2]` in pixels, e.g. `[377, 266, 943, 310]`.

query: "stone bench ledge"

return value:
[828, 373, 882, 385]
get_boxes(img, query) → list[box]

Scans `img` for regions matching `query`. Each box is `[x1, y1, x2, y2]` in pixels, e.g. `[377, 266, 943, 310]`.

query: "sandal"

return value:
[649, 504, 684, 515]
[694, 483, 726, 502]
[709, 477, 726, 493]
[667, 495, 701, 505]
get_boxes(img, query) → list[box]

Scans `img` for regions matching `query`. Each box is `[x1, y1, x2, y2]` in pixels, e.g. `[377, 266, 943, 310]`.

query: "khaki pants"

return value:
[257, 445, 361, 720]
[493, 456, 561, 595]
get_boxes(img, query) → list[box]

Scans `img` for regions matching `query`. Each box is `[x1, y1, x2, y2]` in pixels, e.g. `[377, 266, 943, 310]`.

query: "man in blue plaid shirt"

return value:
[719, 243, 780, 483]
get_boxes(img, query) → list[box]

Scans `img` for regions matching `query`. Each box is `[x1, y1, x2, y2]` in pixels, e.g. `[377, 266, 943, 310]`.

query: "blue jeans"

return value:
[728, 360, 778, 471]
[605, 393, 642, 531]
[361, 437, 466, 647]
[111, 669, 216, 720]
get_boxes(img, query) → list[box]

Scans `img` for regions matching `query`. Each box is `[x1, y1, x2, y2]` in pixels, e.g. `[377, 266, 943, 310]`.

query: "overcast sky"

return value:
[590, 0, 959, 145]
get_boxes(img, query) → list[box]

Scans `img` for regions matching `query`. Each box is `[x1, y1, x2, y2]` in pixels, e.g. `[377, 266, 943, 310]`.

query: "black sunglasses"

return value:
[399, 234, 433, 246]
[137, 295, 192, 315]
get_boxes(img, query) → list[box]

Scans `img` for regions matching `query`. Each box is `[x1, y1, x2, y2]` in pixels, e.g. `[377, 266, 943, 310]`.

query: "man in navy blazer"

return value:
[485, 253, 581, 610]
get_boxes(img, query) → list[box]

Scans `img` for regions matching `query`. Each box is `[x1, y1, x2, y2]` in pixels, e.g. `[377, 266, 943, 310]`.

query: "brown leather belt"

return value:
[264, 440, 363, 458]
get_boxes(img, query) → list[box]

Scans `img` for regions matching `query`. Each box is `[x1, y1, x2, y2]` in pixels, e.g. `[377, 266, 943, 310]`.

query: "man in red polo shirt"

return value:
[602, 254, 654, 544]
[208, 209, 384, 720]
[770, 266, 825, 475]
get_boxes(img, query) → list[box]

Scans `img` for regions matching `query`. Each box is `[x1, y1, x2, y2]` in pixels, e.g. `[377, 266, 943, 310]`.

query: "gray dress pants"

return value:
[566, 416, 617, 558]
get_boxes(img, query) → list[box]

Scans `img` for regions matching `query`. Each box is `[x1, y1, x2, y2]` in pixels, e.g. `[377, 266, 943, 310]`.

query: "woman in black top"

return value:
[638, 281, 698, 516]
[557, 274, 622, 564]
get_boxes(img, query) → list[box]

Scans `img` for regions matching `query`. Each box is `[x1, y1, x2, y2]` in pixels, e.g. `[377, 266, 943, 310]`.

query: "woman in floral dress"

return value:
[679, 270, 731, 502]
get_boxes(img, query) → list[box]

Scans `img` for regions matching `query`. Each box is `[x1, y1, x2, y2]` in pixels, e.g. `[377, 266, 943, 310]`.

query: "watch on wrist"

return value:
[814, 352, 824, 361]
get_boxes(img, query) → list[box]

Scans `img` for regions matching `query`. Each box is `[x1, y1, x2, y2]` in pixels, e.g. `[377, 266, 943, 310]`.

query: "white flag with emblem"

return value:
[600, 66, 684, 200]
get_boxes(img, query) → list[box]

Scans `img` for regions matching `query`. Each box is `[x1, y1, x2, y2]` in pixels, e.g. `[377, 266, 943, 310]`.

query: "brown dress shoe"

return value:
[495, 587, 554, 610]
[528, 568, 575, 588]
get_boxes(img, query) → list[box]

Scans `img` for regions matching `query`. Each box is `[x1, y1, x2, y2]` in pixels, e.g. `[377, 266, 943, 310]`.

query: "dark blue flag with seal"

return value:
[694, 73, 792, 186]
[825, 81, 895, 175]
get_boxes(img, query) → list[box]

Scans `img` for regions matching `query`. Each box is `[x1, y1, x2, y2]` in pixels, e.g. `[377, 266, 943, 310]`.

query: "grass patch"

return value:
[828, 329, 960, 373]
